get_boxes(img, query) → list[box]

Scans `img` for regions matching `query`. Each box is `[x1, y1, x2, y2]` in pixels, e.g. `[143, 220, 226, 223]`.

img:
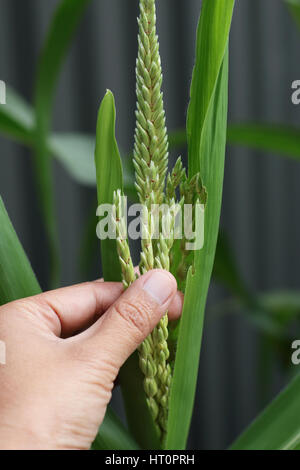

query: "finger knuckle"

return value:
[113, 299, 151, 339]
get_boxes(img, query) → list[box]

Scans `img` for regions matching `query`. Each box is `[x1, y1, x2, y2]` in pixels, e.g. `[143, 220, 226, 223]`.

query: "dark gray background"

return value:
[0, 0, 300, 449]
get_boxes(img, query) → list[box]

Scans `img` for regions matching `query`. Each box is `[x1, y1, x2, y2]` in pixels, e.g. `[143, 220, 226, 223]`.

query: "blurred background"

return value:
[0, 0, 300, 449]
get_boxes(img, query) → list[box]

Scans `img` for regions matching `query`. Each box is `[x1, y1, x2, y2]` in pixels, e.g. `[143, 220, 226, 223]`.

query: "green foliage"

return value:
[51, 134, 96, 186]
[286, 0, 300, 29]
[231, 373, 300, 450]
[166, 0, 235, 449]
[94, 89, 160, 450]
[156, 124, 300, 163]
[0, 0, 92, 288]
[95, 91, 123, 282]
[214, 231, 254, 306]
[260, 291, 300, 324]
[3, 89, 300, 191]
[0, 197, 41, 305]
[0, 86, 34, 145]
[228, 124, 300, 160]
[33, 0, 91, 286]
[92, 407, 140, 450]
[1, 0, 300, 452]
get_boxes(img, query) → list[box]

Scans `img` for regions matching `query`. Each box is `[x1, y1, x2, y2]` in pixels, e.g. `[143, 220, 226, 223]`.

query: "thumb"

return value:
[83, 269, 177, 371]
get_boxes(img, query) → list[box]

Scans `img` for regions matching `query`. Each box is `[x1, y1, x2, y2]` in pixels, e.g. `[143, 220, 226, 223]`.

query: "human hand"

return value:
[0, 269, 183, 450]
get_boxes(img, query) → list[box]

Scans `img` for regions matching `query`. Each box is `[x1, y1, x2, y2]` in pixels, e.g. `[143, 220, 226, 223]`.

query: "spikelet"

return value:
[133, 0, 168, 207]
[133, 0, 173, 440]
[113, 190, 136, 289]
[113, 190, 161, 436]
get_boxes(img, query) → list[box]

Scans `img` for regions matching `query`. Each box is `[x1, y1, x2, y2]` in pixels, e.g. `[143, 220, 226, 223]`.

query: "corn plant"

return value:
[1, 0, 300, 347]
[1, 0, 300, 451]
[93, 0, 300, 450]
[94, 0, 232, 449]
[113, 0, 207, 443]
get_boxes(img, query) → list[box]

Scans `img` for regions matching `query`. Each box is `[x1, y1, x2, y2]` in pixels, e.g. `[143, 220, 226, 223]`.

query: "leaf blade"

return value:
[187, 0, 234, 177]
[285, 0, 300, 30]
[92, 407, 140, 451]
[95, 91, 160, 449]
[33, 0, 91, 286]
[231, 374, 300, 450]
[50, 133, 96, 187]
[0, 86, 34, 145]
[227, 123, 300, 160]
[0, 197, 41, 305]
[95, 90, 123, 282]
[166, 0, 235, 450]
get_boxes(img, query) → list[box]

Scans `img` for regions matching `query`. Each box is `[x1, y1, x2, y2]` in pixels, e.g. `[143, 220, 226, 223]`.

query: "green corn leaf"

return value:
[35, 0, 90, 125]
[2, 88, 300, 189]
[186, 1, 235, 177]
[0, 197, 41, 305]
[227, 124, 300, 160]
[95, 90, 159, 449]
[92, 407, 140, 450]
[79, 204, 99, 278]
[214, 231, 255, 307]
[33, 0, 90, 286]
[0, 80, 164, 195]
[244, 290, 300, 338]
[50, 134, 134, 194]
[285, 0, 300, 29]
[259, 290, 300, 325]
[231, 373, 300, 450]
[167, 53, 230, 451]
[166, 0, 235, 450]
[0, 85, 97, 187]
[168, 124, 300, 162]
[51, 134, 96, 187]
[95, 90, 123, 282]
[0, 84, 96, 187]
[0, 86, 34, 145]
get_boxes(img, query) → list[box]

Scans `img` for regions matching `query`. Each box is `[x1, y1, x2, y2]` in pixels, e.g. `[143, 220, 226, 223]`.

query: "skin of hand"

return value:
[0, 269, 183, 450]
